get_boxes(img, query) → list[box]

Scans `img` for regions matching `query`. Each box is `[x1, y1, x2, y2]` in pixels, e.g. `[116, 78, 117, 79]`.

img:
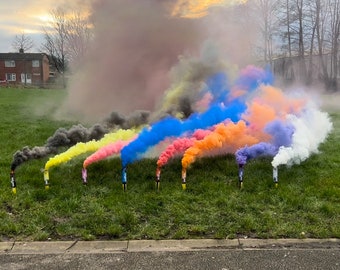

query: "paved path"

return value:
[0, 238, 339, 269]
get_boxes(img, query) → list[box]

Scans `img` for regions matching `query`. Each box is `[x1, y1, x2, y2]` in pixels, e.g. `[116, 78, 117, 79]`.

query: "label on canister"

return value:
[43, 170, 49, 181]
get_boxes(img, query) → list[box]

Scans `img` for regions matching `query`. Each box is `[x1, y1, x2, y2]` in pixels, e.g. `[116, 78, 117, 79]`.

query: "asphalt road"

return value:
[0, 238, 339, 270]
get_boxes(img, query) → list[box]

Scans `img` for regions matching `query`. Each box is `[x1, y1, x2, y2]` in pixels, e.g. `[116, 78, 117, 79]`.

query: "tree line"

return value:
[248, 0, 340, 91]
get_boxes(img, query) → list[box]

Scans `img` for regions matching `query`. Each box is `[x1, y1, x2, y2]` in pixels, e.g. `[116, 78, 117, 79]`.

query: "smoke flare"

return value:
[157, 128, 212, 168]
[44, 128, 140, 171]
[271, 105, 333, 168]
[83, 137, 137, 169]
[11, 124, 107, 171]
[181, 120, 258, 170]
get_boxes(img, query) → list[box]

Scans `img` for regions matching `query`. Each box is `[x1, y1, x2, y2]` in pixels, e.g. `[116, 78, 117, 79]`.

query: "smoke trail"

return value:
[271, 105, 333, 168]
[234, 84, 307, 166]
[235, 120, 295, 165]
[231, 65, 274, 97]
[11, 124, 107, 171]
[152, 40, 231, 121]
[121, 65, 274, 167]
[121, 99, 246, 167]
[63, 0, 205, 121]
[104, 110, 150, 129]
[83, 137, 136, 169]
[157, 129, 212, 168]
[241, 84, 306, 139]
[44, 128, 140, 171]
[235, 142, 277, 165]
[181, 120, 258, 169]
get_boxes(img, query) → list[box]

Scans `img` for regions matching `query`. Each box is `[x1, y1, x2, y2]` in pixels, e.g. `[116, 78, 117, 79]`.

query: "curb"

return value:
[0, 238, 339, 254]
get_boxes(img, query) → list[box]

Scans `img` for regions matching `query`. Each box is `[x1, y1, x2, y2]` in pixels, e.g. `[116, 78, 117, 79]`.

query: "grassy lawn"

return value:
[0, 87, 339, 241]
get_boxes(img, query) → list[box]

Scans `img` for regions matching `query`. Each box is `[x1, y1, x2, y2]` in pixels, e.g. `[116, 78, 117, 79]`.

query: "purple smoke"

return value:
[235, 119, 295, 165]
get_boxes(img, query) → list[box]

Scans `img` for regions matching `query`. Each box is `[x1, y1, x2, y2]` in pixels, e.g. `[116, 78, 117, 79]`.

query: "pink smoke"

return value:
[83, 137, 136, 168]
[64, 0, 205, 121]
[156, 128, 211, 168]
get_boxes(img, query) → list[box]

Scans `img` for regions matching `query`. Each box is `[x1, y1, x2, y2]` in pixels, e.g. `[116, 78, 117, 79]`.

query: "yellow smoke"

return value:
[44, 128, 141, 170]
[172, 0, 248, 18]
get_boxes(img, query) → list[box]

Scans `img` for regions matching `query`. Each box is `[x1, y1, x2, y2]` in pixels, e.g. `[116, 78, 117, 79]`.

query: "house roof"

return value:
[0, 53, 48, 61]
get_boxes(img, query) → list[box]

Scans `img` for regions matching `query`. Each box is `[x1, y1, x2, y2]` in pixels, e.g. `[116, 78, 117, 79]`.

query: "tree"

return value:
[12, 32, 34, 52]
[251, 0, 281, 65]
[64, 12, 93, 69]
[41, 8, 68, 87]
[315, 0, 329, 87]
[328, 0, 340, 90]
[40, 8, 93, 86]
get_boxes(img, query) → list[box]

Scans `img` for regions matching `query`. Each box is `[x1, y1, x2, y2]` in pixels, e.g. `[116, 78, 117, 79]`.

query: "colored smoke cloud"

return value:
[62, 0, 205, 122]
[235, 120, 295, 165]
[11, 124, 107, 171]
[272, 104, 333, 168]
[57, 0, 260, 123]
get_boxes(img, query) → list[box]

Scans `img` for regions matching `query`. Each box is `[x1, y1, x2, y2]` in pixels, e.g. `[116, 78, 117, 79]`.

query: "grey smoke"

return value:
[11, 109, 152, 171]
[61, 0, 204, 122]
[11, 123, 107, 171]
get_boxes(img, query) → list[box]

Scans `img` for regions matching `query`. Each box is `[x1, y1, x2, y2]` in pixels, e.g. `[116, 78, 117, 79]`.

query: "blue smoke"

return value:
[121, 66, 275, 167]
[233, 65, 274, 93]
[121, 99, 246, 167]
[204, 72, 230, 104]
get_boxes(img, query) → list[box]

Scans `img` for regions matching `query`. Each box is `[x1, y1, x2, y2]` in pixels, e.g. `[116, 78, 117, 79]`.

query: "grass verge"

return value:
[0, 87, 339, 241]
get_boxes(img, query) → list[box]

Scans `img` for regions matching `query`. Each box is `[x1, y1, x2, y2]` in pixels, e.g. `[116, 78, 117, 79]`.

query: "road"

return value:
[0, 238, 339, 270]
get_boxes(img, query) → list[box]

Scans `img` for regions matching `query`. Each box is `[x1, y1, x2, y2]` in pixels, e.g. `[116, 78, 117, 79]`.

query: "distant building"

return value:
[0, 50, 50, 87]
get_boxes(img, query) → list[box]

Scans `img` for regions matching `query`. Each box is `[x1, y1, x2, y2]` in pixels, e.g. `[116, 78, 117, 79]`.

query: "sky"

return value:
[0, 0, 247, 53]
[0, 0, 92, 52]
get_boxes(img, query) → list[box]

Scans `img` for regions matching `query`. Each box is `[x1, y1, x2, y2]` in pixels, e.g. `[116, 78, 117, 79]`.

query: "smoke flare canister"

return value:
[44, 170, 50, 189]
[238, 164, 244, 189]
[122, 167, 127, 191]
[155, 167, 161, 190]
[273, 167, 278, 188]
[82, 168, 88, 185]
[10, 170, 17, 194]
[181, 168, 186, 190]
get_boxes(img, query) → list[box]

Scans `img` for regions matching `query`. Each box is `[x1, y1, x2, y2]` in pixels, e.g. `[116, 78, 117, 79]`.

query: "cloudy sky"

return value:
[0, 0, 247, 53]
[0, 0, 91, 52]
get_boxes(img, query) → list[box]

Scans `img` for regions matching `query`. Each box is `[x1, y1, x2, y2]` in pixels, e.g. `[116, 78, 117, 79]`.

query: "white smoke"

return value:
[271, 103, 333, 168]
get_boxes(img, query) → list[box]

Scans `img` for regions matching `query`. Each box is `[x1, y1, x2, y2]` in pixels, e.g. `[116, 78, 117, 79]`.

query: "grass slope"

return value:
[0, 87, 339, 241]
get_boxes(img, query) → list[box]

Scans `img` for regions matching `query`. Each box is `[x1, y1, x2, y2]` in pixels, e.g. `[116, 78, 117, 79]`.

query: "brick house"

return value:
[0, 51, 50, 87]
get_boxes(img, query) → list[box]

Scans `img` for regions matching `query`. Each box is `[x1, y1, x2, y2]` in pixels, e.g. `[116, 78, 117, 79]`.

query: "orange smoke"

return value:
[242, 102, 276, 141]
[172, 0, 248, 18]
[242, 85, 306, 140]
[181, 120, 258, 169]
[259, 85, 306, 116]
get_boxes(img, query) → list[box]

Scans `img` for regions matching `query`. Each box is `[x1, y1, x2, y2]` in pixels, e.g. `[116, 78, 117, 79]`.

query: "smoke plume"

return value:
[11, 124, 107, 171]
[271, 104, 333, 168]
[62, 0, 205, 122]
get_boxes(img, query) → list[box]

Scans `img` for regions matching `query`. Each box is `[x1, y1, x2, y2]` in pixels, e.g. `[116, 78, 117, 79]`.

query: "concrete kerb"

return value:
[238, 238, 340, 250]
[127, 239, 240, 252]
[1, 238, 339, 254]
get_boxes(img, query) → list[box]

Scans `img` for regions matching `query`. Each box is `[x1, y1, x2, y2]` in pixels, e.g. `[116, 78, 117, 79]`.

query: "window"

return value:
[32, 60, 40, 67]
[6, 73, 16, 81]
[5, 60, 15, 67]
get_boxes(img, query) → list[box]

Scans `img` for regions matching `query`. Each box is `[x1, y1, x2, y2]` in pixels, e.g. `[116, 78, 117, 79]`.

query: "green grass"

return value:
[0, 87, 339, 241]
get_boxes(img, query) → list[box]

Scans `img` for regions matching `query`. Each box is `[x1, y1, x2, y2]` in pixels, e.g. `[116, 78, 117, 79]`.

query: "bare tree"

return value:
[65, 12, 93, 69]
[40, 8, 93, 86]
[249, 0, 280, 65]
[315, 0, 329, 87]
[12, 32, 34, 52]
[41, 8, 68, 87]
[328, 0, 340, 90]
